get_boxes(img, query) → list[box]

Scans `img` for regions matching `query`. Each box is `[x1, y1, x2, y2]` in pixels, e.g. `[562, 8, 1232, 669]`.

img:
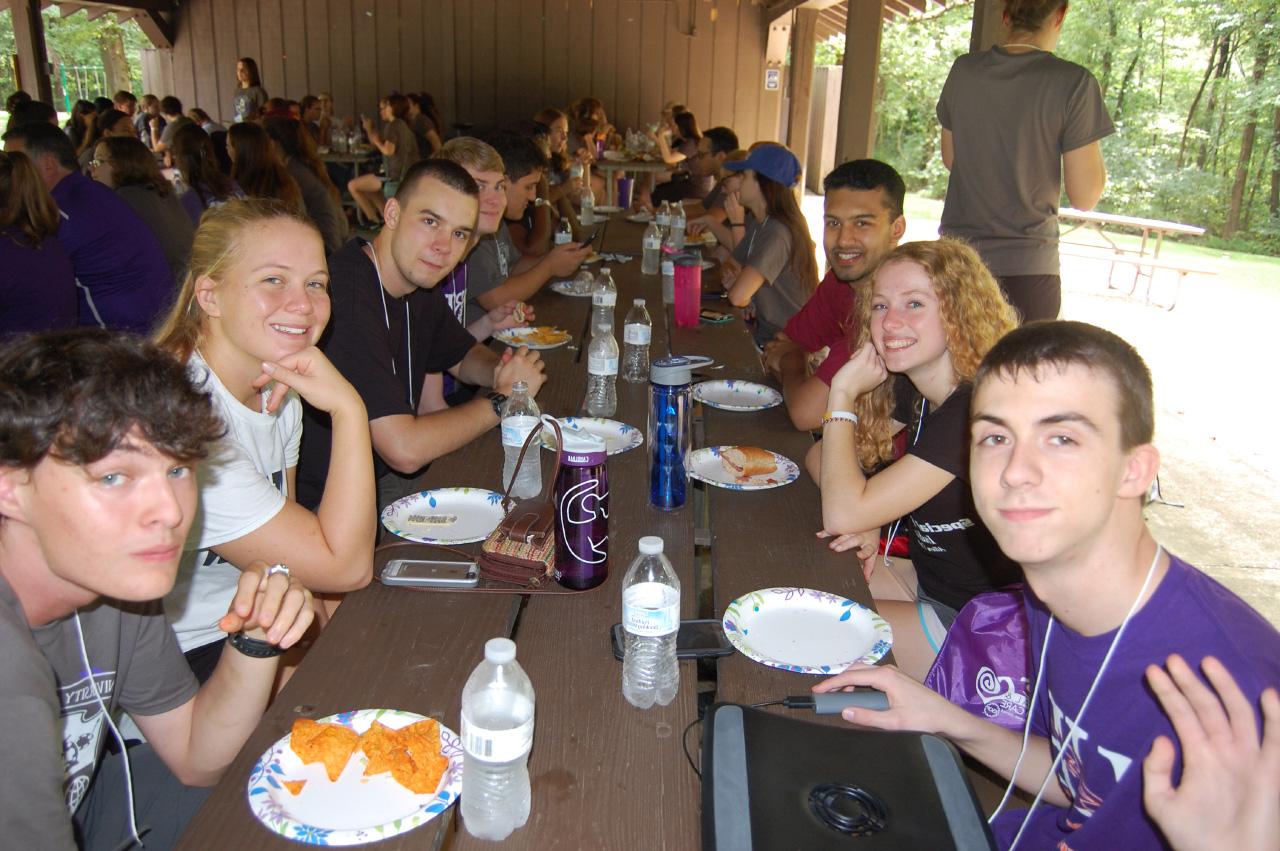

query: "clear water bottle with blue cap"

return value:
[648, 355, 712, 510]
[622, 536, 680, 708]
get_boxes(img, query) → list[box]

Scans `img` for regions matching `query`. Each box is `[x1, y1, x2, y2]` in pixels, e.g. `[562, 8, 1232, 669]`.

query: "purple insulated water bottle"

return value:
[553, 430, 610, 590]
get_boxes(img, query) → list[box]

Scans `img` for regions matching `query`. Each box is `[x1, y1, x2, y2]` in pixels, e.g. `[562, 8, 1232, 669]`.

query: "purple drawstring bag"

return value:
[923, 588, 1031, 731]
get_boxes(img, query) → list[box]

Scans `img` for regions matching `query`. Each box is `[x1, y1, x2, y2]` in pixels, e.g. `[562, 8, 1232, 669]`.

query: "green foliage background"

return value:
[836, 0, 1280, 254]
[1, 9, 149, 106]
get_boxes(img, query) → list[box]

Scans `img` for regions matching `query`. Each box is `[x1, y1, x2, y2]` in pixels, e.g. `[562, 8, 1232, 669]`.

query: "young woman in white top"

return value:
[153, 197, 375, 681]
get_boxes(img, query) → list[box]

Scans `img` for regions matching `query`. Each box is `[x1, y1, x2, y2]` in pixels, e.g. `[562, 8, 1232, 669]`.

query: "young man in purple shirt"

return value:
[815, 320, 1280, 850]
[3, 122, 173, 335]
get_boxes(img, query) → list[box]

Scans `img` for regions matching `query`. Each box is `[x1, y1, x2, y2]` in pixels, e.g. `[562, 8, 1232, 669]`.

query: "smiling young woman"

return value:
[810, 238, 1020, 680]
[152, 198, 375, 682]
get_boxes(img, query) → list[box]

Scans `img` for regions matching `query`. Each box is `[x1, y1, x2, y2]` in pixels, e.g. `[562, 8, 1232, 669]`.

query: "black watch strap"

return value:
[228, 632, 286, 658]
[486, 391, 508, 418]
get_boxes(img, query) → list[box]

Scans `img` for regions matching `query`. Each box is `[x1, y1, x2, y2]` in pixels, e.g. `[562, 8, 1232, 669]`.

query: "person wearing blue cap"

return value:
[720, 143, 819, 348]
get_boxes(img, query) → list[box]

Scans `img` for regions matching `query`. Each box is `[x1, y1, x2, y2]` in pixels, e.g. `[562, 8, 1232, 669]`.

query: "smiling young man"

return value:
[762, 160, 906, 430]
[296, 159, 547, 510]
[814, 320, 1280, 849]
[0, 330, 315, 849]
[454, 133, 590, 326]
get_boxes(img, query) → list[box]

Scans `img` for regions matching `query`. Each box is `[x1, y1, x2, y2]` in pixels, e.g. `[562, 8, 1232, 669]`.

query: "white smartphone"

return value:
[380, 559, 480, 588]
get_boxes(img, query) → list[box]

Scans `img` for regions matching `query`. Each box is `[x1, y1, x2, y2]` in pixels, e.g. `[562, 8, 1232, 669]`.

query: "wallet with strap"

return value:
[477, 417, 564, 588]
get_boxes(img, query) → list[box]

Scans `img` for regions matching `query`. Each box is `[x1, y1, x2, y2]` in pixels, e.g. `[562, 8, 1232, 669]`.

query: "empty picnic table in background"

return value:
[1058, 207, 1218, 310]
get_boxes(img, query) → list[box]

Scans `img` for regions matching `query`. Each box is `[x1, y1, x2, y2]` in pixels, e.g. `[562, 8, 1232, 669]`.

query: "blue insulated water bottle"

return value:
[647, 356, 712, 510]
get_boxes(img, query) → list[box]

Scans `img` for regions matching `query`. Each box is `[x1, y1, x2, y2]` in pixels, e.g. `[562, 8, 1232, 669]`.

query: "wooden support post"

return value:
[970, 0, 1006, 52]
[787, 9, 818, 180]
[7, 0, 54, 103]
[835, 0, 884, 163]
[134, 9, 174, 49]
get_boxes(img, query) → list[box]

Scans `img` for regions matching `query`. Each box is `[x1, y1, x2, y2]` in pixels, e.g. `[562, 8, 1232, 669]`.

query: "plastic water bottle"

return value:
[461, 638, 535, 841]
[670, 201, 686, 250]
[655, 201, 671, 239]
[641, 220, 662, 275]
[622, 537, 680, 709]
[622, 299, 652, 384]
[501, 381, 542, 499]
[580, 185, 595, 226]
[554, 218, 572, 246]
[586, 330, 619, 416]
[591, 267, 617, 337]
[661, 257, 675, 305]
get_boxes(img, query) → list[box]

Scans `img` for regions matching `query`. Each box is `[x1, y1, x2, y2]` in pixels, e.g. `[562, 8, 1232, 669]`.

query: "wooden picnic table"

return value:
[592, 158, 671, 206]
[1058, 207, 1213, 310]
[176, 217, 883, 849]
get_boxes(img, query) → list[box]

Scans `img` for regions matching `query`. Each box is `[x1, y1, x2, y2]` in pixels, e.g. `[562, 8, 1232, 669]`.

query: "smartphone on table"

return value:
[380, 559, 480, 588]
[610, 619, 734, 660]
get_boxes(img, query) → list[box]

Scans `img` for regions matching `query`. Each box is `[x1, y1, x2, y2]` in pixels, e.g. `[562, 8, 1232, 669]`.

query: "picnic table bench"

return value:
[1058, 207, 1217, 310]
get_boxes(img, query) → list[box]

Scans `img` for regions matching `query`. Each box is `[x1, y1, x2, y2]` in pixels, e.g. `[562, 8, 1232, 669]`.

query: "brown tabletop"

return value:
[178, 215, 881, 848]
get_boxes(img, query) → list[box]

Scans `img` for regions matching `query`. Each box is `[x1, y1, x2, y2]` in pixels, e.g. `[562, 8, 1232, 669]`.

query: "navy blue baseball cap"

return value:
[723, 144, 801, 187]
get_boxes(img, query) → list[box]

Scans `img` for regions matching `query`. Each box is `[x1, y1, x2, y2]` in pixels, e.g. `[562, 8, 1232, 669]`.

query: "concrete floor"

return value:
[800, 194, 1280, 625]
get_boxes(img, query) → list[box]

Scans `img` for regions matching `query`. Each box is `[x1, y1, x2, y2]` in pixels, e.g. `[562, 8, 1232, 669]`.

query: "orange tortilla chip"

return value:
[290, 719, 359, 782]
[358, 718, 447, 794]
[283, 779, 307, 796]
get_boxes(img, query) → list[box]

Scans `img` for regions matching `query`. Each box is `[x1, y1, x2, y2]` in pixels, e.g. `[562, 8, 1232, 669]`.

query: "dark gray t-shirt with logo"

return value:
[937, 47, 1114, 276]
[0, 574, 197, 847]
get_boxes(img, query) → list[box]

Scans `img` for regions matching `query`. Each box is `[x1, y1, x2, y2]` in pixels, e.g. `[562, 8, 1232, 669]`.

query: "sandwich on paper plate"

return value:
[719, 446, 777, 480]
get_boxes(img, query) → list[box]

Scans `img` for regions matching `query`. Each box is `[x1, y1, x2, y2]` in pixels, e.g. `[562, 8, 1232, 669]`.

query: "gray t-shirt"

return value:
[0, 574, 197, 848]
[730, 216, 809, 347]
[463, 223, 518, 325]
[158, 115, 194, 148]
[382, 118, 418, 184]
[936, 47, 1114, 276]
[288, 158, 348, 254]
[115, 184, 196, 284]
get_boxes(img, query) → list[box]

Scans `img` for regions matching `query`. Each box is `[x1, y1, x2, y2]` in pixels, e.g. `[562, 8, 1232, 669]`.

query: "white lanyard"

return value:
[365, 240, 415, 410]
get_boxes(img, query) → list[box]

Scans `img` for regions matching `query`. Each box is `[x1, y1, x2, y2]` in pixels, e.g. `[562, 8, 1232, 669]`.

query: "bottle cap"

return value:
[633, 298, 644, 306]
[484, 637, 516, 664]
[638, 536, 664, 555]
[511, 380, 528, 394]
[650, 355, 714, 386]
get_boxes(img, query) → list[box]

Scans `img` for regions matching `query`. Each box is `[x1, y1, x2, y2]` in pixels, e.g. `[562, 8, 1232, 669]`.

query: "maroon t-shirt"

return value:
[782, 270, 856, 386]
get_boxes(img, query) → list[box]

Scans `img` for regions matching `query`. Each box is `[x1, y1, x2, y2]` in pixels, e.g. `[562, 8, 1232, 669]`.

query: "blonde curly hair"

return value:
[848, 239, 1018, 469]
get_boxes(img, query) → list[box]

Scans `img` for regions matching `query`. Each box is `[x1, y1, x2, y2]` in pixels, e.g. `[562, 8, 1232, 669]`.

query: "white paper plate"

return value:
[693, 379, 783, 411]
[540, 417, 642, 456]
[380, 487, 505, 544]
[550, 279, 592, 297]
[601, 151, 627, 161]
[492, 326, 572, 350]
[583, 252, 605, 264]
[700, 260, 715, 270]
[722, 588, 893, 674]
[593, 205, 623, 214]
[246, 708, 463, 846]
[626, 212, 653, 223]
[687, 446, 798, 491]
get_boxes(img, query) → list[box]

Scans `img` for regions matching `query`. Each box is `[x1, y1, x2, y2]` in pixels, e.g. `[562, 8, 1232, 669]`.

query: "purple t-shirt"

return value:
[0, 229, 76, 337]
[51, 171, 173, 335]
[992, 555, 1280, 849]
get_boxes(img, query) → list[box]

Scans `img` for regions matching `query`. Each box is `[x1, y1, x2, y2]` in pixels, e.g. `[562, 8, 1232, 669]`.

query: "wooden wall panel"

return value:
[684, 0, 713, 128]
[328, 0, 357, 120]
[613, 1, 640, 127]
[590, 0, 618, 113]
[258, 0, 286, 99]
[142, 0, 779, 146]
[374, 0, 399, 97]
[565, 0, 593, 110]
[541, 0, 569, 116]
[187, 0, 219, 113]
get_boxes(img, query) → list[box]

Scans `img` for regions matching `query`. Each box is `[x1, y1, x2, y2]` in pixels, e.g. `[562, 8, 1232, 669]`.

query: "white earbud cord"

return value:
[992, 544, 1164, 851]
[73, 610, 145, 849]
